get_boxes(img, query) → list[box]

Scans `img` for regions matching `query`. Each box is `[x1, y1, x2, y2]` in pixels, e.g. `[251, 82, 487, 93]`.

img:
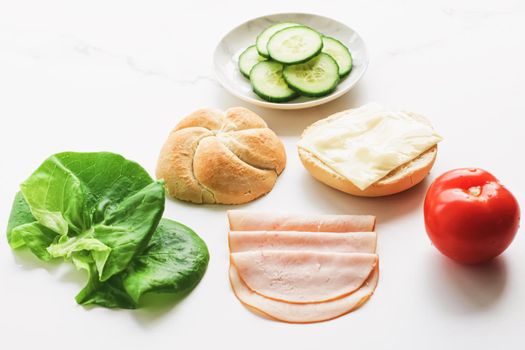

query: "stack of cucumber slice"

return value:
[238, 22, 353, 103]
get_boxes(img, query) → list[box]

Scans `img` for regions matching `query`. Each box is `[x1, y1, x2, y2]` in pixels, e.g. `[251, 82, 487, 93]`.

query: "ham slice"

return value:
[230, 250, 378, 303]
[229, 231, 377, 254]
[227, 211, 376, 232]
[229, 265, 379, 323]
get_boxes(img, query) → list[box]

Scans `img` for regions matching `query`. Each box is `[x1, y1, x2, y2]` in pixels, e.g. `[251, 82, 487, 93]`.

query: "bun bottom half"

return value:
[298, 146, 437, 197]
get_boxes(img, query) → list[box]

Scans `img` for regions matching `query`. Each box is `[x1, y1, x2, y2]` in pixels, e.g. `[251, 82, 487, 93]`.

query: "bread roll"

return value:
[156, 107, 286, 204]
[299, 146, 437, 197]
[298, 106, 440, 197]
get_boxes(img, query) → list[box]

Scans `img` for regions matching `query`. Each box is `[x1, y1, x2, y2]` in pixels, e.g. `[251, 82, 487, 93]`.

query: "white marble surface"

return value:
[0, 1, 524, 349]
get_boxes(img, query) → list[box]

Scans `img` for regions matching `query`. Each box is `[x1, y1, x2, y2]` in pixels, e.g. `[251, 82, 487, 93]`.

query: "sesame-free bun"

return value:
[156, 107, 286, 204]
[298, 110, 438, 197]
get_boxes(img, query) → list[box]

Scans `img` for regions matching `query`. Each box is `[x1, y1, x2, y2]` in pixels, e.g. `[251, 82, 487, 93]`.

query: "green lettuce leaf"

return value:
[74, 253, 136, 309]
[47, 230, 111, 273]
[43, 180, 165, 281]
[10, 222, 58, 261]
[20, 154, 92, 235]
[44, 152, 154, 222]
[6, 152, 209, 309]
[122, 218, 209, 303]
[7, 191, 39, 248]
[9, 152, 164, 277]
[92, 181, 165, 281]
[76, 219, 209, 308]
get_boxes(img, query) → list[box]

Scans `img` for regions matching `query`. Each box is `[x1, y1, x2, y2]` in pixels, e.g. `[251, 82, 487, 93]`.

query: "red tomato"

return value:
[424, 168, 520, 264]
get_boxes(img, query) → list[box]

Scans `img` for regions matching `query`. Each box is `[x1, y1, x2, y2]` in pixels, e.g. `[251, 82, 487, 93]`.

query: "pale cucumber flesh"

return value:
[250, 61, 298, 102]
[267, 26, 323, 64]
[322, 36, 353, 77]
[238, 22, 354, 102]
[256, 22, 300, 57]
[283, 53, 340, 97]
[238, 45, 266, 78]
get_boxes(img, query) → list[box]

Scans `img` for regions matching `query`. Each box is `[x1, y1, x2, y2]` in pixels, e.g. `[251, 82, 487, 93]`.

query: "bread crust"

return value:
[156, 107, 286, 204]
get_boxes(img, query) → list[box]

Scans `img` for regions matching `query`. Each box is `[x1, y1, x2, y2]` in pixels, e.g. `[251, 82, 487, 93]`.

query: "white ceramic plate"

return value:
[214, 13, 369, 110]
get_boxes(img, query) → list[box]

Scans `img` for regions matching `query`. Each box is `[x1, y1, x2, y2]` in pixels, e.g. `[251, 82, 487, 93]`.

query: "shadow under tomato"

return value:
[426, 253, 508, 313]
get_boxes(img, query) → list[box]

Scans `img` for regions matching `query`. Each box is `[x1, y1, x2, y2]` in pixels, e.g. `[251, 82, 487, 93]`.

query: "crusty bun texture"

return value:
[156, 107, 286, 204]
[298, 109, 439, 197]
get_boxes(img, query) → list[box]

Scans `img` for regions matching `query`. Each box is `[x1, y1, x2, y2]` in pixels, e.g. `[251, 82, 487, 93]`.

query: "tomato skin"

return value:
[424, 168, 520, 264]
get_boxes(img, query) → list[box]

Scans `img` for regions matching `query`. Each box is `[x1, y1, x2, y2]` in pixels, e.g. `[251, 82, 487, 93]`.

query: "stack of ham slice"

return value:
[227, 211, 379, 323]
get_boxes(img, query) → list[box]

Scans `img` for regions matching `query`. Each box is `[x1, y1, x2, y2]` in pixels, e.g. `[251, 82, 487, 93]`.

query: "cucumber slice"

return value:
[283, 53, 340, 97]
[256, 22, 300, 58]
[267, 26, 323, 64]
[238, 45, 267, 78]
[322, 36, 353, 77]
[250, 61, 299, 103]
